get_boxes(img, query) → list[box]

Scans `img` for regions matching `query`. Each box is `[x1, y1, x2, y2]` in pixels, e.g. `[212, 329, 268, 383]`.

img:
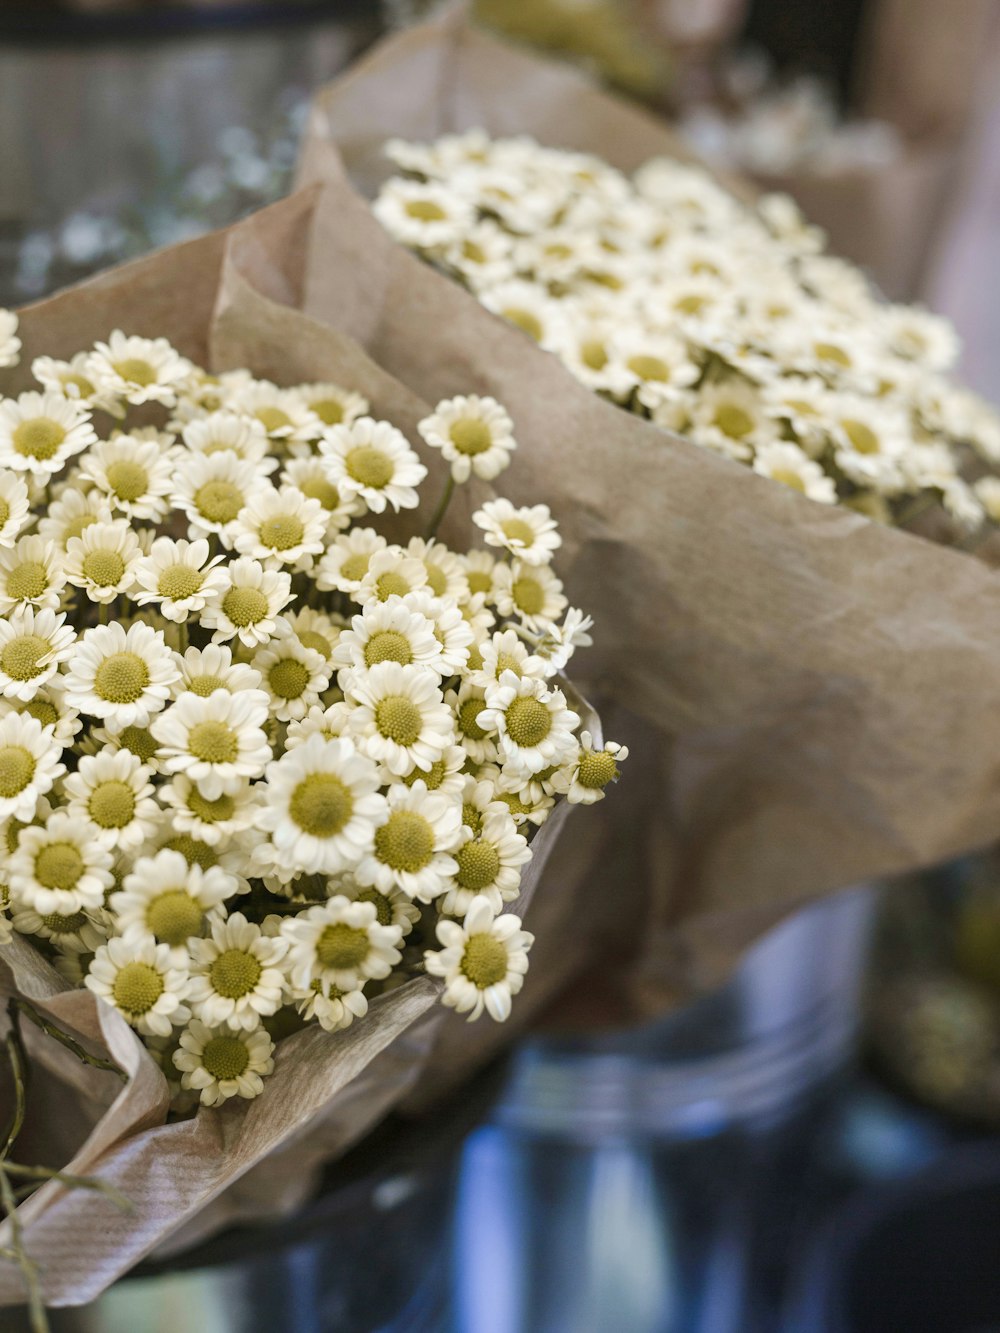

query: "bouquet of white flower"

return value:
[0, 193, 620, 1312]
[291, 13, 1000, 1005]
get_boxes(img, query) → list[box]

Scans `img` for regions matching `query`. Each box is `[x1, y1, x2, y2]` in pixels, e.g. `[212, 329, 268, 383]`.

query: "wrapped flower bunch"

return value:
[374, 131, 1000, 534]
[0, 315, 624, 1112]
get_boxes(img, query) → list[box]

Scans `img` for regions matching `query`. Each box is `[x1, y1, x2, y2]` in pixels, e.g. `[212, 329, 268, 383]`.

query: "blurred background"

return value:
[8, 1, 1000, 1330]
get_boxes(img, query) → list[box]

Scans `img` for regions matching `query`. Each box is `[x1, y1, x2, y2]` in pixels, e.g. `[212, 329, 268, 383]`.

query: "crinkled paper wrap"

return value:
[288, 14, 1000, 1006]
[0, 191, 603, 1306]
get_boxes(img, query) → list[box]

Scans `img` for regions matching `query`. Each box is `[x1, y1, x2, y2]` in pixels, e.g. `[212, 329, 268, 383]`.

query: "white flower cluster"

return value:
[0, 317, 625, 1111]
[375, 131, 1000, 534]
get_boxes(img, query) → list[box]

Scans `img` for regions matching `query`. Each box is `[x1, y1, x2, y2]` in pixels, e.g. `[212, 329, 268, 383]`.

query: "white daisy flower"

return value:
[491, 559, 567, 631]
[88, 720, 164, 772]
[535, 607, 594, 674]
[447, 681, 499, 765]
[298, 381, 369, 429]
[752, 441, 837, 504]
[355, 780, 463, 902]
[9, 810, 114, 916]
[187, 912, 288, 1030]
[282, 607, 343, 665]
[63, 621, 179, 732]
[63, 519, 142, 604]
[0, 680, 82, 747]
[283, 701, 353, 751]
[688, 379, 776, 460]
[473, 499, 562, 565]
[131, 537, 228, 623]
[402, 589, 475, 676]
[173, 1019, 274, 1106]
[550, 732, 629, 805]
[151, 688, 271, 799]
[36, 486, 113, 551]
[281, 457, 364, 535]
[424, 895, 533, 1022]
[0, 607, 75, 701]
[416, 395, 516, 483]
[233, 484, 326, 569]
[319, 417, 427, 516]
[200, 556, 293, 649]
[0, 536, 66, 614]
[31, 352, 121, 413]
[110, 849, 236, 953]
[439, 804, 530, 917]
[0, 471, 30, 550]
[478, 671, 580, 777]
[226, 380, 321, 450]
[158, 774, 260, 848]
[355, 549, 432, 608]
[479, 279, 569, 348]
[86, 932, 191, 1036]
[0, 712, 66, 821]
[258, 734, 383, 875]
[281, 894, 402, 993]
[469, 627, 546, 693]
[172, 451, 261, 548]
[396, 741, 467, 799]
[331, 596, 443, 676]
[252, 631, 330, 723]
[0, 392, 97, 479]
[443, 219, 516, 290]
[462, 549, 500, 602]
[373, 177, 476, 250]
[881, 304, 959, 372]
[78, 434, 175, 521]
[0, 309, 20, 367]
[173, 643, 265, 701]
[315, 526, 387, 596]
[345, 662, 454, 778]
[405, 537, 469, 603]
[338, 874, 422, 939]
[294, 979, 368, 1033]
[85, 331, 193, 407]
[62, 746, 158, 850]
[180, 411, 275, 469]
[8, 898, 106, 951]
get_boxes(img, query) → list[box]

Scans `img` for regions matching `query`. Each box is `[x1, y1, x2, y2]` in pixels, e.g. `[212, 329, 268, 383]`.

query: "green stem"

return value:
[2, 1163, 130, 1212]
[15, 1001, 126, 1083]
[98, 601, 110, 626]
[425, 474, 456, 540]
[0, 1165, 47, 1333]
[2, 1003, 27, 1161]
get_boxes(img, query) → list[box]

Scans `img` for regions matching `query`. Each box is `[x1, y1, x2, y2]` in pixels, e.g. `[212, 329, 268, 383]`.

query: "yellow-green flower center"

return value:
[814, 342, 851, 368]
[502, 518, 536, 547]
[7, 561, 48, 602]
[24, 698, 58, 728]
[497, 792, 531, 817]
[455, 838, 501, 891]
[201, 1034, 250, 1081]
[62, 373, 94, 397]
[842, 419, 880, 455]
[36, 842, 84, 891]
[1, 633, 49, 682]
[375, 695, 422, 746]
[64, 513, 99, 541]
[374, 571, 410, 601]
[223, 587, 269, 629]
[449, 419, 492, 457]
[269, 658, 310, 700]
[0, 497, 9, 529]
[458, 697, 488, 741]
[462, 802, 484, 835]
[627, 354, 670, 382]
[404, 199, 448, 222]
[346, 446, 393, 490]
[94, 652, 149, 704]
[195, 480, 244, 525]
[355, 886, 393, 926]
[259, 514, 305, 552]
[310, 399, 344, 426]
[364, 630, 412, 667]
[771, 469, 808, 493]
[505, 696, 551, 748]
[511, 576, 544, 617]
[299, 476, 340, 508]
[188, 674, 228, 698]
[577, 750, 618, 789]
[297, 629, 331, 658]
[146, 889, 203, 947]
[112, 960, 164, 1015]
[188, 720, 238, 765]
[461, 933, 508, 988]
[375, 809, 434, 872]
[113, 357, 157, 386]
[316, 922, 370, 970]
[164, 833, 217, 870]
[255, 406, 292, 434]
[289, 774, 353, 837]
[403, 757, 446, 789]
[119, 725, 158, 762]
[713, 404, 755, 440]
[159, 565, 203, 600]
[41, 909, 88, 934]
[88, 779, 135, 828]
[12, 418, 66, 461]
[339, 553, 370, 584]
[502, 307, 543, 341]
[0, 746, 34, 798]
[210, 948, 262, 999]
[187, 789, 235, 823]
[105, 460, 148, 503]
[82, 549, 125, 587]
[580, 338, 608, 371]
